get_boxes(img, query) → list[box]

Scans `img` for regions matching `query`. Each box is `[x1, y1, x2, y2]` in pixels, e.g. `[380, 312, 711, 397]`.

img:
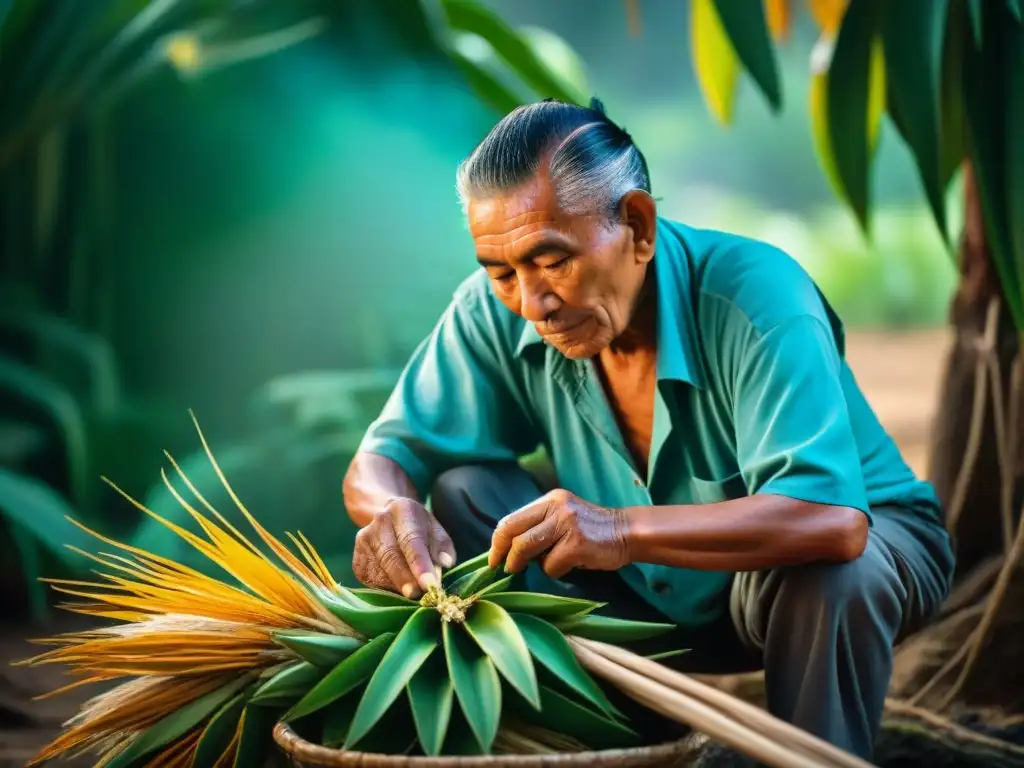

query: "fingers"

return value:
[428, 521, 457, 571]
[489, 501, 550, 568]
[540, 539, 579, 580]
[391, 500, 440, 592]
[371, 519, 420, 598]
[505, 517, 559, 574]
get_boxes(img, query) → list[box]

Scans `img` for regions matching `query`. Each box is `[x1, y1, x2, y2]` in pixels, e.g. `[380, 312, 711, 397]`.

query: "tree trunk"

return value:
[927, 163, 1023, 579]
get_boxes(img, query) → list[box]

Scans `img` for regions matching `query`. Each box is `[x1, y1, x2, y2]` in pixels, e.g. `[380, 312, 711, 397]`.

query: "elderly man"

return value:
[342, 98, 955, 759]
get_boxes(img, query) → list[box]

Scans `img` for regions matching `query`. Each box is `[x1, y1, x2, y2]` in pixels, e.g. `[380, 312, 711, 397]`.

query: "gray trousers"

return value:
[429, 463, 956, 761]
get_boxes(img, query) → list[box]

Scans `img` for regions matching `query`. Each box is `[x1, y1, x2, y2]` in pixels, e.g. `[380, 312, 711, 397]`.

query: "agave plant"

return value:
[18, 414, 679, 766]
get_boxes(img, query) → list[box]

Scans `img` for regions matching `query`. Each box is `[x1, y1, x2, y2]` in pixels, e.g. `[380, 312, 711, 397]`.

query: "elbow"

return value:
[829, 506, 869, 562]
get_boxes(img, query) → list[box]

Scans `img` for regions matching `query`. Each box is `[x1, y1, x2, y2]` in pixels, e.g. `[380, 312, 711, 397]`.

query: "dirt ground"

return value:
[0, 329, 954, 765]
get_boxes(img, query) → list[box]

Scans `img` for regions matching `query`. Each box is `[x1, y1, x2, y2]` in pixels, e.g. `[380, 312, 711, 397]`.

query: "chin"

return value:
[548, 334, 609, 361]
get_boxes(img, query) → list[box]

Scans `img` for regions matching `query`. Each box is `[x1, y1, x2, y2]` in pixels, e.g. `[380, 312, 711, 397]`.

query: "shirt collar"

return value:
[514, 217, 705, 389]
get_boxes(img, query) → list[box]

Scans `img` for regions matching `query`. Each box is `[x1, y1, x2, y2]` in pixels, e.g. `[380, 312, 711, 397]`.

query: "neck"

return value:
[610, 269, 657, 354]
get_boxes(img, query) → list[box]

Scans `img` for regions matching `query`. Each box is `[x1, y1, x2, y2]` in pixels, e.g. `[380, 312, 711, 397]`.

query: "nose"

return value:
[519, 275, 556, 323]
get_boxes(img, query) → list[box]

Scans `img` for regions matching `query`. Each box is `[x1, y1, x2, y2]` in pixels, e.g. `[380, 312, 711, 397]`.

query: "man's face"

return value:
[466, 173, 655, 360]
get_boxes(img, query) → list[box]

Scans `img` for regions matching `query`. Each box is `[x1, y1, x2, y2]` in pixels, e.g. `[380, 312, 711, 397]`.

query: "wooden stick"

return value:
[569, 639, 832, 768]
[577, 638, 874, 768]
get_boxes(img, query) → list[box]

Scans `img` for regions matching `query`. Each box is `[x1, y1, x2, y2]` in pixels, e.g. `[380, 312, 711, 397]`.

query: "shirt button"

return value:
[634, 478, 644, 487]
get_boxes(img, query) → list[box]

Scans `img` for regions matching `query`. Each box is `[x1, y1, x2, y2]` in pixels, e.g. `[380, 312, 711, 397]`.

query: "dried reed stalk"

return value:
[570, 637, 873, 768]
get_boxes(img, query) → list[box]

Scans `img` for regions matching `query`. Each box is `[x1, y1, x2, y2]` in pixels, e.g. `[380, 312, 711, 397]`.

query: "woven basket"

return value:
[273, 723, 696, 767]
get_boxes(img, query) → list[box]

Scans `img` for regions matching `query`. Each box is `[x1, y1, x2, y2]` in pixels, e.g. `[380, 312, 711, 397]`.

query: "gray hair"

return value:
[455, 98, 651, 220]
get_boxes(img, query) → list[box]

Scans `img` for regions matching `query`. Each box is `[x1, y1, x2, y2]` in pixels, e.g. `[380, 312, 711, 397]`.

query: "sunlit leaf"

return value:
[272, 630, 363, 668]
[444, 621, 500, 753]
[441, 551, 492, 587]
[511, 613, 623, 719]
[690, 0, 741, 125]
[554, 613, 675, 642]
[464, 600, 539, 708]
[407, 651, 455, 756]
[283, 632, 396, 722]
[348, 587, 417, 607]
[882, 0, 950, 242]
[480, 591, 601, 618]
[344, 608, 439, 748]
[448, 564, 499, 597]
[710, 0, 782, 111]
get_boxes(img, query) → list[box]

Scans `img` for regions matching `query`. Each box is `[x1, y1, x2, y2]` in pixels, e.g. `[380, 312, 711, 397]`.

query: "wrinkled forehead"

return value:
[467, 176, 580, 262]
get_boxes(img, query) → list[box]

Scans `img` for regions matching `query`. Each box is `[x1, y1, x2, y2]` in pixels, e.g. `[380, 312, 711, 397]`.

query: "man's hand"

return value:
[352, 497, 456, 598]
[488, 489, 630, 578]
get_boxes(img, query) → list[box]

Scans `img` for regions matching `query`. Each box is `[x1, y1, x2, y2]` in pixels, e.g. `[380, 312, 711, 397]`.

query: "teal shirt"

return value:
[359, 217, 942, 627]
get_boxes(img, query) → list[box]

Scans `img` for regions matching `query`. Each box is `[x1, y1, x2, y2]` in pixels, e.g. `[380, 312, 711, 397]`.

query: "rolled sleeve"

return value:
[731, 315, 871, 520]
[358, 294, 539, 497]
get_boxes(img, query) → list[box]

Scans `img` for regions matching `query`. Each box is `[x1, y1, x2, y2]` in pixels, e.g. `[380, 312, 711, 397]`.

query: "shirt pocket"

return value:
[688, 471, 749, 504]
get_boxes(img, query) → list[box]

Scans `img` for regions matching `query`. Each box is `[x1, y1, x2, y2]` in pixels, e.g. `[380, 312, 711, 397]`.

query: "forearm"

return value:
[342, 451, 421, 528]
[624, 494, 869, 572]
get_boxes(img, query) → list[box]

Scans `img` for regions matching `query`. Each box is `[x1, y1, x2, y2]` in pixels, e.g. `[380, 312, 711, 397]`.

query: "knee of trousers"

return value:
[738, 546, 909, 649]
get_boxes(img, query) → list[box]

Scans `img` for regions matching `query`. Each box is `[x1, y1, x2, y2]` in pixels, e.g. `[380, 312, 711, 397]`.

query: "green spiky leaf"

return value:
[283, 632, 396, 722]
[106, 676, 252, 767]
[348, 587, 417, 607]
[449, 564, 500, 596]
[510, 613, 623, 719]
[271, 630, 363, 668]
[463, 600, 539, 709]
[193, 690, 249, 767]
[710, 0, 781, 110]
[554, 613, 676, 643]
[444, 621, 501, 753]
[481, 591, 603, 618]
[321, 593, 418, 637]
[441, 551, 491, 586]
[344, 608, 440, 748]
[250, 661, 321, 706]
[473, 574, 514, 597]
[233, 704, 282, 767]
[510, 685, 641, 750]
[407, 651, 455, 756]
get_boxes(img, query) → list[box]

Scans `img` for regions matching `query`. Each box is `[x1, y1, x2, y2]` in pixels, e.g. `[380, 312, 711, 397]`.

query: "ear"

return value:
[619, 190, 657, 265]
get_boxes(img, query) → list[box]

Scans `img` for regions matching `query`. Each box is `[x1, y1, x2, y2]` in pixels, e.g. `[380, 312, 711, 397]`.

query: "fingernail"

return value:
[401, 583, 416, 598]
[439, 552, 454, 568]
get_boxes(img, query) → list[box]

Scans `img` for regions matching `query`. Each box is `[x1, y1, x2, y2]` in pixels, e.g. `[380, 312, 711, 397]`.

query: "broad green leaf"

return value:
[464, 600, 539, 708]
[344, 608, 440, 748]
[407, 650, 455, 756]
[444, 621, 501, 753]
[441, 551, 492, 587]
[473, 574, 514, 597]
[283, 632, 396, 722]
[882, 0, 950, 242]
[1007, 0, 1022, 22]
[690, 0, 741, 125]
[193, 690, 249, 767]
[106, 676, 252, 767]
[482, 591, 602, 618]
[555, 613, 675, 643]
[233, 704, 282, 768]
[449, 564, 499, 596]
[963, 6, 1024, 326]
[825, 0, 882, 232]
[510, 613, 622, 719]
[321, 593, 418, 637]
[710, 0, 782, 111]
[1007, 12, 1024, 299]
[250, 661, 321, 706]
[440, 0, 583, 103]
[348, 587, 417, 607]
[509, 685, 641, 751]
[272, 630, 363, 668]
[441, 704, 486, 756]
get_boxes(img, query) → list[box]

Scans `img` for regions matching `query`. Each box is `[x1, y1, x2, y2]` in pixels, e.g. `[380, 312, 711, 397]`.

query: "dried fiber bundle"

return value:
[17, 414, 680, 766]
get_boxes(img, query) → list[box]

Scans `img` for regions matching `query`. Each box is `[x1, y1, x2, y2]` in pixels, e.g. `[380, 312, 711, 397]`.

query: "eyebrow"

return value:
[476, 238, 572, 268]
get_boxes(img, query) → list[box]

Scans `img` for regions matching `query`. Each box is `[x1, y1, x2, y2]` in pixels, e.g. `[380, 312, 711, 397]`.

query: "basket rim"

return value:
[273, 722, 695, 766]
